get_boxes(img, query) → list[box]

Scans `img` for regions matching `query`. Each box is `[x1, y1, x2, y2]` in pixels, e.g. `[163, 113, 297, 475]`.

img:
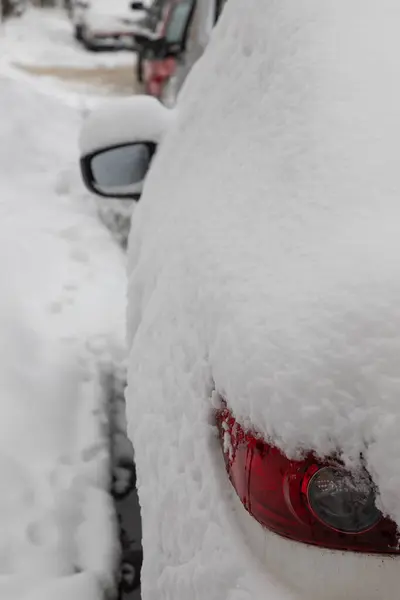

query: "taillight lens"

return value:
[216, 407, 400, 553]
[152, 58, 176, 83]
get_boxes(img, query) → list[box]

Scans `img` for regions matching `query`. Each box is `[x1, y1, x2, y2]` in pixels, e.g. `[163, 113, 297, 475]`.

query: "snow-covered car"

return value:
[71, 0, 147, 49]
[79, 0, 400, 598]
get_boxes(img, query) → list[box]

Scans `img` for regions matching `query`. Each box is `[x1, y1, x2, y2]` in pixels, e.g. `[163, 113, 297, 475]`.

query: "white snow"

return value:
[80, 95, 173, 156]
[125, 0, 400, 598]
[0, 9, 127, 599]
[0, 7, 134, 67]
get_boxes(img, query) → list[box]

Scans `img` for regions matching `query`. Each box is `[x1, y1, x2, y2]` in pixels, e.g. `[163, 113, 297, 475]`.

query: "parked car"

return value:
[130, 0, 169, 83]
[70, 0, 148, 49]
[139, 0, 193, 102]
[133, 0, 228, 106]
[154, 0, 228, 106]
[79, 1, 400, 598]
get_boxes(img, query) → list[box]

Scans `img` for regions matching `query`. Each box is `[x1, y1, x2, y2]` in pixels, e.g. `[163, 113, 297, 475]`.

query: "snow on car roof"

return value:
[126, 0, 400, 596]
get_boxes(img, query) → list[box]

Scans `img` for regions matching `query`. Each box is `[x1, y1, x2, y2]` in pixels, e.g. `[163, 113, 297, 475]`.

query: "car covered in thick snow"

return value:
[79, 0, 400, 598]
[71, 0, 148, 49]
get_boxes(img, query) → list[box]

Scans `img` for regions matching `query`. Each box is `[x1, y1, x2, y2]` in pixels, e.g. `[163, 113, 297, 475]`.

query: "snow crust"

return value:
[0, 48, 126, 599]
[126, 0, 400, 597]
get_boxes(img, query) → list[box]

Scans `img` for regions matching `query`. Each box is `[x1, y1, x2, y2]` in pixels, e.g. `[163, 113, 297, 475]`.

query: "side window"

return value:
[164, 0, 195, 47]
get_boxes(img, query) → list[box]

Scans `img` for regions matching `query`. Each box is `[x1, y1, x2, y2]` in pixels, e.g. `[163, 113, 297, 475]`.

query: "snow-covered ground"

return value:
[0, 7, 134, 68]
[0, 7, 131, 600]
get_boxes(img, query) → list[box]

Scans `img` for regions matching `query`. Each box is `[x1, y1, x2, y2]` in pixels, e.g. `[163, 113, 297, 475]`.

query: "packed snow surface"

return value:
[125, 0, 400, 598]
[0, 7, 134, 67]
[0, 32, 126, 600]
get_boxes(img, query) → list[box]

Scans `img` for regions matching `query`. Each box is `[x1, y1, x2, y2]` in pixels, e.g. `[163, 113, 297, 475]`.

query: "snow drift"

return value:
[0, 65, 126, 597]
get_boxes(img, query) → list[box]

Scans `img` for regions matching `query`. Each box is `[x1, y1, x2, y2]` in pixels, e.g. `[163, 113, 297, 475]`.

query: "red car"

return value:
[142, 0, 193, 102]
[136, 0, 227, 106]
[143, 54, 177, 100]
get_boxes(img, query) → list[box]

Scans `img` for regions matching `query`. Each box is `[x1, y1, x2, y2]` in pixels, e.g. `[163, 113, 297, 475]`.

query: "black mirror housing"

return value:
[80, 142, 156, 201]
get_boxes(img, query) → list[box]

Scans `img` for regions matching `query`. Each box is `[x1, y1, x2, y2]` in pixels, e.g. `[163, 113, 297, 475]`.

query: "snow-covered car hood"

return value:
[87, 0, 144, 22]
[126, 0, 400, 597]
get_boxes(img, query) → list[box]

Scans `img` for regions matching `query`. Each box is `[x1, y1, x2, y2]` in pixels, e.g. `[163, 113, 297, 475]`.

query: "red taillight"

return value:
[146, 58, 177, 98]
[216, 407, 400, 553]
[151, 58, 176, 83]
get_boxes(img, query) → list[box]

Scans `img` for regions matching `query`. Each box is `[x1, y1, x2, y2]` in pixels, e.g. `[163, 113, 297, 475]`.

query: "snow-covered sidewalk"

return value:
[0, 7, 137, 97]
[0, 6, 134, 68]
[0, 8, 131, 600]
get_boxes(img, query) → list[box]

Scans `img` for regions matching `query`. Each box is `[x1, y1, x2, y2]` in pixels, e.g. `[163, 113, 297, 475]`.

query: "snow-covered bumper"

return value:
[234, 491, 400, 600]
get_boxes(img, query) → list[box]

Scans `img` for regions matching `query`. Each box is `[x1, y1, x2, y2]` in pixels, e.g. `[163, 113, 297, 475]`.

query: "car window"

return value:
[164, 0, 195, 46]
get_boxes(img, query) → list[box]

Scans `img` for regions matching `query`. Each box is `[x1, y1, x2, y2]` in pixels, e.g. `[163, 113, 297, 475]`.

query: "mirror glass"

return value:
[164, 0, 195, 46]
[91, 143, 152, 196]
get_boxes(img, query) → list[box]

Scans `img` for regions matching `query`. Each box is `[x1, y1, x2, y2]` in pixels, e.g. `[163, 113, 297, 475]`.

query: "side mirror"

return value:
[80, 142, 155, 200]
[79, 95, 173, 201]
